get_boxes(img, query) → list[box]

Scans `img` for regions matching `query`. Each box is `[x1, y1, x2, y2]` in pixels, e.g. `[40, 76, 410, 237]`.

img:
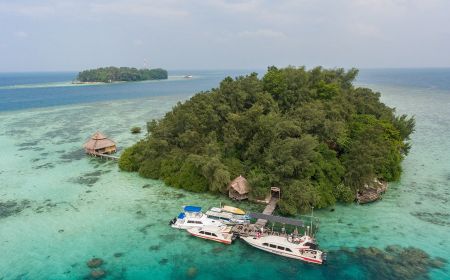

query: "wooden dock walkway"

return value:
[231, 224, 261, 237]
[89, 152, 119, 160]
[254, 197, 279, 228]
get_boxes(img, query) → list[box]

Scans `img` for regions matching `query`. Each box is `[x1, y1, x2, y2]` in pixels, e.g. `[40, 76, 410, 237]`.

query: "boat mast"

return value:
[310, 206, 314, 237]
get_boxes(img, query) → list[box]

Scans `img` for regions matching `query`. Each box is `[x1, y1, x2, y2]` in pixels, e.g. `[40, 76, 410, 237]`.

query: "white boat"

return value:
[187, 225, 236, 244]
[206, 207, 250, 225]
[184, 75, 193, 78]
[240, 233, 326, 264]
[169, 205, 224, 229]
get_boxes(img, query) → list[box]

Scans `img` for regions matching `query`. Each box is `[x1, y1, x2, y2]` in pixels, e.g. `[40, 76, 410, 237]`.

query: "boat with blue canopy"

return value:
[169, 205, 224, 230]
[184, 205, 202, 212]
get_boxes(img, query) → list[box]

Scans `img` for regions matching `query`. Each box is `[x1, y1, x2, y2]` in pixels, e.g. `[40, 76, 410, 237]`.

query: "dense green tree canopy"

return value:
[76, 67, 168, 82]
[119, 66, 415, 215]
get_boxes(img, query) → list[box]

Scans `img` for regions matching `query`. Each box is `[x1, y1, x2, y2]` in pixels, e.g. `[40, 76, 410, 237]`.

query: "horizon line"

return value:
[2, 66, 450, 74]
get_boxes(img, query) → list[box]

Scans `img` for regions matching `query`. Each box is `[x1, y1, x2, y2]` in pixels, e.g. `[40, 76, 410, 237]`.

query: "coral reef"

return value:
[86, 258, 104, 268]
[334, 245, 447, 280]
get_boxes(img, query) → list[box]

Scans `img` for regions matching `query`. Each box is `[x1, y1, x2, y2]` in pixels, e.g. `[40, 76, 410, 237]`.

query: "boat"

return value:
[241, 210, 326, 264]
[169, 205, 224, 229]
[240, 233, 326, 264]
[221, 205, 246, 215]
[184, 75, 193, 78]
[206, 207, 250, 225]
[187, 225, 237, 244]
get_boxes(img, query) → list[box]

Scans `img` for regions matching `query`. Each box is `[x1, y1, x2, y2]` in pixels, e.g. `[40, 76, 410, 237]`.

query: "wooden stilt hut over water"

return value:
[84, 131, 117, 155]
[228, 175, 250, 201]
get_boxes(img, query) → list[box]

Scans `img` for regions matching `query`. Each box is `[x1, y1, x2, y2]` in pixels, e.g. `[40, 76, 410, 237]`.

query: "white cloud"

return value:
[204, 0, 259, 13]
[0, 1, 190, 19]
[237, 29, 286, 39]
[89, 0, 189, 18]
[351, 23, 382, 38]
[202, 0, 303, 25]
[0, 2, 55, 17]
[14, 31, 29, 38]
[133, 39, 143, 46]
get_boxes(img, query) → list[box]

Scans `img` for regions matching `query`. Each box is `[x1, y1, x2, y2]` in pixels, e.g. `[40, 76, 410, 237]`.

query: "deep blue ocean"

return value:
[357, 68, 450, 91]
[0, 70, 255, 111]
[0, 69, 449, 279]
[2, 68, 449, 112]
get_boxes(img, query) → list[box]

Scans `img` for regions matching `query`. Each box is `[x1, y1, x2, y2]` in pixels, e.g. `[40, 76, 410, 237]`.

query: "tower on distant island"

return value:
[143, 58, 149, 69]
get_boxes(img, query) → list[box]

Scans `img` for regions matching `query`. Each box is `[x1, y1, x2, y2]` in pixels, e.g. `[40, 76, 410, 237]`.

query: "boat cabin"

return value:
[170, 205, 224, 229]
[187, 225, 234, 244]
[262, 242, 294, 253]
[198, 229, 220, 237]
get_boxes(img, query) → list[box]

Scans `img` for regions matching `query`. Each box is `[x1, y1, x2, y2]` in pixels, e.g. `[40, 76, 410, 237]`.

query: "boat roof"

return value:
[210, 207, 222, 212]
[222, 205, 245, 215]
[248, 213, 304, 227]
[205, 210, 233, 219]
[184, 205, 202, 212]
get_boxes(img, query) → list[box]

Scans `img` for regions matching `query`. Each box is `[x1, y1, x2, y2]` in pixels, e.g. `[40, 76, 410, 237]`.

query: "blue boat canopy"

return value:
[178, 212, 186, 219]
[184, 205, 202, 212]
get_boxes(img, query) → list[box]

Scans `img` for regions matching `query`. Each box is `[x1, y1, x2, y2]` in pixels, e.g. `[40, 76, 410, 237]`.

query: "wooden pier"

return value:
[254, 197, 279, 228]
[231, 224, 261, 237]
[89, 152, 119, 160]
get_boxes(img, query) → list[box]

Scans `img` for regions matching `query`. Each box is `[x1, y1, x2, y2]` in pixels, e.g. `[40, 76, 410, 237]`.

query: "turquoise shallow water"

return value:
[0, 71, 449, 279]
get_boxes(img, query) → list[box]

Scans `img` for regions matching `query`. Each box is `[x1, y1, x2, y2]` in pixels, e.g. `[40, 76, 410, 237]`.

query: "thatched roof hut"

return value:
[84, 131, 116, 155]
[228, 175, 250, 201]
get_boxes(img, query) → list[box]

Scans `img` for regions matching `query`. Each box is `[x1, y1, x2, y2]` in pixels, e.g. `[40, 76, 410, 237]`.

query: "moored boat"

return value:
[169, 205, 224, 229]
[206, 207, 250, 225]
[187, 225, 236, 244]
[221, 205, 246, 215]
[240, 211, 325, 264]
[240, 233, 326, 264]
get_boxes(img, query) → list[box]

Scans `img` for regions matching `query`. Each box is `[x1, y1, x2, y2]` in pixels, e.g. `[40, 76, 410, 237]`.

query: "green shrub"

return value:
[131, 126, 141, 134]
[118, 147, 139, 172]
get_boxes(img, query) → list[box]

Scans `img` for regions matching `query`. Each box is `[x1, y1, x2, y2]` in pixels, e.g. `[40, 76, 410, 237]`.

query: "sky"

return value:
[0, 0, 450, 71]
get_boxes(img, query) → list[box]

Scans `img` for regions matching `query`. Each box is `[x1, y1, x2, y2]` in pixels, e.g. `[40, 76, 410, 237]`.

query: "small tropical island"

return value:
[119, 66, 415, 215]
[74, 66, 168, 83]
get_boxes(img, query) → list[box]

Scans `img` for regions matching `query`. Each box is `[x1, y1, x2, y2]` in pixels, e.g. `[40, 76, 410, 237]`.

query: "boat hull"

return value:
[170, 219, 222, 230]
[188, 231, 232, 244]
[241, 236, 323, 265]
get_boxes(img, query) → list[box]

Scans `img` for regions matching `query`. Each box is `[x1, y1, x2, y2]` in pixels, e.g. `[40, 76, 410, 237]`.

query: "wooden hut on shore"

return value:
[84, 132, 116, 155]
[228, 175, 250, 201]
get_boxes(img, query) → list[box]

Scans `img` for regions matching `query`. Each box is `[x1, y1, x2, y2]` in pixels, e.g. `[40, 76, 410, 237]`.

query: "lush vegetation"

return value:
[119, 66, 415, 215]
[76, 67, 168, 83]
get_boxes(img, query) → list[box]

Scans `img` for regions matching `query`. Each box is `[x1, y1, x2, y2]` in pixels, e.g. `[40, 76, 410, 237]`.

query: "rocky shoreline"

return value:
[356, 178, 388, 204]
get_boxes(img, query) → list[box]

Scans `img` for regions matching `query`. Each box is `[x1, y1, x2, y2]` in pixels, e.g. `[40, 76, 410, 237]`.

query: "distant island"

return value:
[119, 66, 415, 215]
[74, 67, 168, 83]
